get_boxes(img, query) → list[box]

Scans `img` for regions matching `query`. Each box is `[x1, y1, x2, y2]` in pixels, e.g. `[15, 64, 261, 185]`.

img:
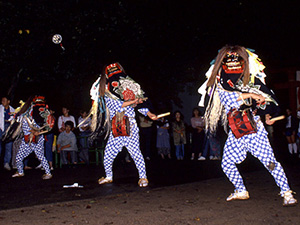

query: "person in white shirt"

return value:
[0, 96, 15, 170]
[57, 107, 76, 133]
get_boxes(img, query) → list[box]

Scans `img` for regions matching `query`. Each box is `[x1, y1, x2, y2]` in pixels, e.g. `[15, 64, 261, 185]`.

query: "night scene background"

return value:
[1, 0, 300, 119]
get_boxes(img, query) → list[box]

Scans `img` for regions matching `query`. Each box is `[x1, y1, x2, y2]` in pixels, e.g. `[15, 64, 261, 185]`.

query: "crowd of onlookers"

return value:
[136, 108, 223, 162]
[2, 95, 300, 171]
[0, 95, 223, 172]
[0, 95, 93, 171]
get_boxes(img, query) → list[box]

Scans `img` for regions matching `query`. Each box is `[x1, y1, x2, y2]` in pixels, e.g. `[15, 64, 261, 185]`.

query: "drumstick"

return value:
[156, 112, 171, 119]
[269, 115, 285, 122]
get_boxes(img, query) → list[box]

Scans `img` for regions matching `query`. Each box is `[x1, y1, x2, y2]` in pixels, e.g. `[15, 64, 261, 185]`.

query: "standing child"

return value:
[78, 110, 91, 164]
[284, 108, 298, 155]
[190, 108, 205, 160]
[156, 117, 171, 159]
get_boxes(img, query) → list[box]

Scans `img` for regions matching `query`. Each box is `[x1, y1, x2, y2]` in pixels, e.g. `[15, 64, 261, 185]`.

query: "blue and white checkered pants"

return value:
[102, 95, 149, 179]
[16, 136, 50, 174]
[221, 122, 290, 195]
[103, 125, 146, 179]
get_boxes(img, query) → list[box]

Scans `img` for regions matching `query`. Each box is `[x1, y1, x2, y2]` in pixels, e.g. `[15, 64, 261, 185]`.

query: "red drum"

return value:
[227, 108, 257, 139]
[112, 112, 130, 137]
[24, 134, 39, 144]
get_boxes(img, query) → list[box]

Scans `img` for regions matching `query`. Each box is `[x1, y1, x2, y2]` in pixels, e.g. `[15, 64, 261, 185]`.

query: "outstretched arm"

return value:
[265, 114, 275, 125]
[147, 111, 158, 120]
[237, 93, 265, 105]
[121, 99, 140, 108]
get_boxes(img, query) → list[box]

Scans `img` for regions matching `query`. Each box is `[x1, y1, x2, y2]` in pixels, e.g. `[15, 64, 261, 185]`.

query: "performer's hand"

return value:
[147, 111, 158, 120]
[57, 145, 61, 153]
[265, 114, 275, 125]
[137, 98, 144, 104]
[253, 94, 265, 105]
[132, 99, 140, 107]
[30, 130, 40, 136]
[197, 127, 203, 133]
[122, 99, 139, 108]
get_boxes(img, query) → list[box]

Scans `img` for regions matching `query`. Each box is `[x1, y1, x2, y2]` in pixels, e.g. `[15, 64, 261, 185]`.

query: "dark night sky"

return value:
[1, 0, 300, 115]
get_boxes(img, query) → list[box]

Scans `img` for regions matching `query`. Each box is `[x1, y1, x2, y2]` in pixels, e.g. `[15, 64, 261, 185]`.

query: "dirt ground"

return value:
[0, 129, 300, 225]
[0, 159, 299, 225]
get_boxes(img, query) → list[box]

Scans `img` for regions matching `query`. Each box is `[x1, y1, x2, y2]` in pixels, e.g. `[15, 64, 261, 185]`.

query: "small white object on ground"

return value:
[63, 182, 84, 188]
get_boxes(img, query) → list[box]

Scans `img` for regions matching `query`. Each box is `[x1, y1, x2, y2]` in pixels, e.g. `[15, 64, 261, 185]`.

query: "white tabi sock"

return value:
[292, 143, 298, 154]
[288, 144, 293, 154]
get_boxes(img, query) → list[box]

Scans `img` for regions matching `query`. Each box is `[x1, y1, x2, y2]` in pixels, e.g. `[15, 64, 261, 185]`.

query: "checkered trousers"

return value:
[222, 123, 290, 194]
[103, 96, 148, 179]
[15, 118, 50, 174]
[217, 86, 290, 194]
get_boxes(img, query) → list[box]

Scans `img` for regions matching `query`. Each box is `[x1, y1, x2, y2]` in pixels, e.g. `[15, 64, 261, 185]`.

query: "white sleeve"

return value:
[138, 108, 149, 116]
[58, 116, 63, 129]
[71, 116, 76, 127]
[90, 77, 100, 101]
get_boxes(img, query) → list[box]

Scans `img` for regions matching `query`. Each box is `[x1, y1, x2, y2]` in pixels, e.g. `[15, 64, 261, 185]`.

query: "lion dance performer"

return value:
[89, 62, 157, 187]
[198, 45, 297, 206]
[9, 96, 55, 179]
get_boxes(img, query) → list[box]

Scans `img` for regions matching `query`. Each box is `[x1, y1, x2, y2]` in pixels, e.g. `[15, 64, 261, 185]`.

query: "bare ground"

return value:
[0, 162, 300, 225]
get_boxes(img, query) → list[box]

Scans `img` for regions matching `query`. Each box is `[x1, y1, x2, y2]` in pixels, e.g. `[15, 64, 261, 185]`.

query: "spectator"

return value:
[0, 96, 15, 170]
[190, 108, 205, 160]
[58, 107, 76, 133]
[57, 121, 78, 166]
[172, 111, 186, 160]
[12, 137, 22, 169]
[203, 132, 222, 160]
[139, 115, 153, 160]
[265, 124, 274, 146]
[156, 117, 171, 159]
[45, 109, 55, 170]
[285, 108, 298, 155]
[78, 110, 91, 164]
[36, 109, 55, 170]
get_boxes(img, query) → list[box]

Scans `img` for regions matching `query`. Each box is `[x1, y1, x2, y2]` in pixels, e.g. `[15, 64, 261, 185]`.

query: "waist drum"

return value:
[24, 134, 39, 144]
[111, 112, 130, 137]
[227, 108, 257, 139]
